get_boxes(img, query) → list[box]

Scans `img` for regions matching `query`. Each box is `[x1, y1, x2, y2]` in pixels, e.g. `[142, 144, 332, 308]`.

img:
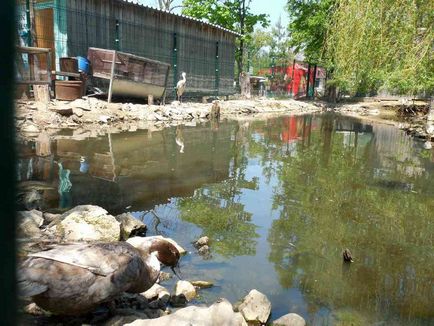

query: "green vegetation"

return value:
[182, 0, 269, 74]
[286, 0, 434, 96]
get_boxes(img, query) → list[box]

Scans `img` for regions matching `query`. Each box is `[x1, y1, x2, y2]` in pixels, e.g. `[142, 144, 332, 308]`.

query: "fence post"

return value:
[25, 0, 32, 46]
[172, 32, 178, 99]
[215, 41, 219, 96]
[115, 19, 120, 51]
[312, 64, 317, 98]
[306, 63, 311, 99]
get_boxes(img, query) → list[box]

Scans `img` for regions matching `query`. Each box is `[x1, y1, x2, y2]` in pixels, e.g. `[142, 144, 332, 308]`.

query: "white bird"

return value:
[176, 72, 187, 102]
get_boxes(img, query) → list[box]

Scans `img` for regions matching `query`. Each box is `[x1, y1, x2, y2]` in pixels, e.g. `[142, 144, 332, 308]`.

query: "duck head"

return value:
[127, 237, 181, 269]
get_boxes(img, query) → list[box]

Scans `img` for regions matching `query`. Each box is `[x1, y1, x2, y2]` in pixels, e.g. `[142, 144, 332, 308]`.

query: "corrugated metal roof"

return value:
[120, 0, 242, 36]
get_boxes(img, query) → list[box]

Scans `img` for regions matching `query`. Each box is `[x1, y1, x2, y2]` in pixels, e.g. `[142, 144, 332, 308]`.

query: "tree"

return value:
[269, 16, 292, 67]
[286, 0, 335, 64]
[326, 0, 434, 95]
[155, 0, 180, 12]
[182, 0, 269, 74]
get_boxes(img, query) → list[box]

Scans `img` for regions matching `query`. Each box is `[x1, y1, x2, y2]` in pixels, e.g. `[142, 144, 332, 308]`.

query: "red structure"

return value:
[259, 62, 326, 98]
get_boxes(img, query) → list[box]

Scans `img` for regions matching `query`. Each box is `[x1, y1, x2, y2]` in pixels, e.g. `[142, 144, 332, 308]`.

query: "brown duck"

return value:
[19, 237, 180, 315]
[343, 248, 354, 263]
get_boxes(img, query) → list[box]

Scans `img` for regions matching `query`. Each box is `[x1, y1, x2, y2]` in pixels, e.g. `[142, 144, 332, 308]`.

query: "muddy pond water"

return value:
[18, 114, 434, 325]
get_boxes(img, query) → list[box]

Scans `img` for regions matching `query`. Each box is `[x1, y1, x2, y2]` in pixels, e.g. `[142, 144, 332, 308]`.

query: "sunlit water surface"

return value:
[18, 114, 434, 325]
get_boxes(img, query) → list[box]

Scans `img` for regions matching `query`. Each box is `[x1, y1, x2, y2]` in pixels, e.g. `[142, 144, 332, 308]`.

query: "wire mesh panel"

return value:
[16, 0, 238, 99]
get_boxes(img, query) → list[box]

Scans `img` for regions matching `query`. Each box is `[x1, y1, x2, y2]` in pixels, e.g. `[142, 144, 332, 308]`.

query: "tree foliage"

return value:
[286, 0, 335, 64]
[182, 0, 269, 74]
[287, 0, 433, 95]
[326, 0, 434, 95]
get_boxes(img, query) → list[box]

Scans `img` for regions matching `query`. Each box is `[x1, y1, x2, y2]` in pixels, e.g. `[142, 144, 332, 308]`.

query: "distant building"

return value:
[259, 63, 326, 98]
[16, 0, 238, 97]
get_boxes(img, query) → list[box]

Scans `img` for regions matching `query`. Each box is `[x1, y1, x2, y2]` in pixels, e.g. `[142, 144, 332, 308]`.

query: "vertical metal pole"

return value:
[172, 32, 178, 99]
[25, 0, 32, 46]
[108, 50, 116, 103]
[115, 19, 120, 51]
[312, 64, 317, 98]
[290, 59, 296, 97]
[306, 63, 311, 99]
[215, 41, 219, 96]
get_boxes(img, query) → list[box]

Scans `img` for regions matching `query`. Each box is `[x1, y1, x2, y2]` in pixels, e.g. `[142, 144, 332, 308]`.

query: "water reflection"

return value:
[17, 115, 434, 324]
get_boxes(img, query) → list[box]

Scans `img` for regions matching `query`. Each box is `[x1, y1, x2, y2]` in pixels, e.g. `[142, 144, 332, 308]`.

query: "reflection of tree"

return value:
[177, 123, 259, 257]
[267, 118, 434, 321]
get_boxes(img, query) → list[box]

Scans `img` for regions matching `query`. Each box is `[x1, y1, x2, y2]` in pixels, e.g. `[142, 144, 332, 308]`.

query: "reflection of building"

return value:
[18, 124, 234, 213]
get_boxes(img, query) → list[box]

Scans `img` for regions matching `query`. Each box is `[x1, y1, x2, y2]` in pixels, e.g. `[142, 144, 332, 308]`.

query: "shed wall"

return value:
[65, 0, 236, 97]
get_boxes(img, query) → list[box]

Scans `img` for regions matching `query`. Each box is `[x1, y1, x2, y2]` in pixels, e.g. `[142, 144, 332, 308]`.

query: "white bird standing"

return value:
[176, 72, 187, 102]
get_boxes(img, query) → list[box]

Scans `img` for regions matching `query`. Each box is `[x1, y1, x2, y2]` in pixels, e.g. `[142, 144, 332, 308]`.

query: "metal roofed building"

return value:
[17, 0, 239, 98]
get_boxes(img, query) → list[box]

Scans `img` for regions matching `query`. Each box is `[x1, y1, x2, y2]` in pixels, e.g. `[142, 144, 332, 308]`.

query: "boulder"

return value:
[125, 299, 247, 326]
[273, 313, 306, 326]
[237, 289, 271, 324]
[52, 205, 120, 242]
[17, 210, 44, 239]
[115, 213, 147, 240]
[174, 280, 196, 301]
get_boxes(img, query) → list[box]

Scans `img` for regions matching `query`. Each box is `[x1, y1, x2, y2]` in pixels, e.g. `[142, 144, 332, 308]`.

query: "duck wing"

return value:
[27, 242, 140, 276]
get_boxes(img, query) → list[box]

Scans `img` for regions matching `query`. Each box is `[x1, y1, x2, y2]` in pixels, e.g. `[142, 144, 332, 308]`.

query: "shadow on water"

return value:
[17, 115, 434, 325]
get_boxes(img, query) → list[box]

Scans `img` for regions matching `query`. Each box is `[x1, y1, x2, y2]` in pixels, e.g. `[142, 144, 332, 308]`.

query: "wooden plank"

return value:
[107, 51, 116, 103]
[33, 84, 50, 103]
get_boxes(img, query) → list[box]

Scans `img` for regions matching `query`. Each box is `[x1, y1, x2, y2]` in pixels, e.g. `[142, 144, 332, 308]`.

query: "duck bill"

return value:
[171, 265, 183, 280]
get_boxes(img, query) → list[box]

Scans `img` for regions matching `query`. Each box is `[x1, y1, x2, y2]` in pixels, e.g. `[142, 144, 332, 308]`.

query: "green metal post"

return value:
[215, 41, 219, 96]
[172, 32, 178, 99]
[25, 0, 31, 46]
[115, 19, 120, 51]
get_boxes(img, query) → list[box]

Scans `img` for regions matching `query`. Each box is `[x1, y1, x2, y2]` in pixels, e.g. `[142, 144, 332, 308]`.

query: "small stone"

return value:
[115, 213, 147, 240]
[238, 289, 271, 324]
[195, 236, 209, 247]
[198, 245, 210, 255]
[72, 107, 84, 117]
[174, 280, 196, 301]
[23, 303, 51, 316]
[141, 284, 170, 308]
[158, 271, 172, 282]
[273, 313, 306, 326]
[190, 280, 214, 289]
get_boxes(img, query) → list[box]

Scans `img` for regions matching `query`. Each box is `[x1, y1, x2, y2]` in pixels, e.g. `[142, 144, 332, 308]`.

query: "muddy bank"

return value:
[15, 96, 433, 146]
[327, 98, 434, 143]
[15, 97, 322, 140]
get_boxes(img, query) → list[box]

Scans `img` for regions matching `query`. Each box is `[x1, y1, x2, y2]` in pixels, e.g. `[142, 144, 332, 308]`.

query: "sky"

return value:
[137, 0, 289, 27]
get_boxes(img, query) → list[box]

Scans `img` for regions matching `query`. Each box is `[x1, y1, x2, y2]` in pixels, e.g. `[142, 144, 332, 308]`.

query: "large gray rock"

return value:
[52, 205, 120, 242]
[17, 210, 44, 239]
[125, 299, 247, 326]
[273, 313, 306, 326]
[115, 213, 147, 240]
[237, 289, 271, 324]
